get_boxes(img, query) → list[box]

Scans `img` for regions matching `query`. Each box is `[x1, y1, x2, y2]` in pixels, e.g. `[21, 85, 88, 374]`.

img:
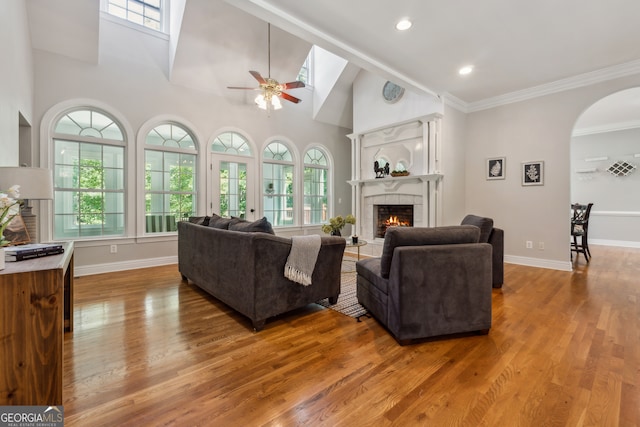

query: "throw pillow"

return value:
[229, 216, 275, 234]
[188, 216, 210, 226]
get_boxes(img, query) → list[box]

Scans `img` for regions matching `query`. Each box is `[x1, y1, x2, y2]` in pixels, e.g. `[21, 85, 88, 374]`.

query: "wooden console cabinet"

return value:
[0, 241, 74, 405]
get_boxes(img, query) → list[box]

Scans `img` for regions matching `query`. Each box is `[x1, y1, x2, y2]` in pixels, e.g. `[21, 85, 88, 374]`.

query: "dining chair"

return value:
[571, 203, 594, 262]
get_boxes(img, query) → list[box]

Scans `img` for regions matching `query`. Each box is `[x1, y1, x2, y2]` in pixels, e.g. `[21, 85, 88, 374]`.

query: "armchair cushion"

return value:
[379, 225, 481, 279]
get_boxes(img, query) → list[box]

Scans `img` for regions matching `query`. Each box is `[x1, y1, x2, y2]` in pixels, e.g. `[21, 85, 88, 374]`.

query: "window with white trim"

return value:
[53, 109, 126, 239]
[303, 147, 328, 225]
[144, 123, 197, 233]
[263, 141, 294, 226]
[106, 0, 164, 32]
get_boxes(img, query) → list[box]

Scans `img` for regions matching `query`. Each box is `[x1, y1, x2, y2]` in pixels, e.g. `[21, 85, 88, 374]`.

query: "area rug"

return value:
[316, 259, 368, 319]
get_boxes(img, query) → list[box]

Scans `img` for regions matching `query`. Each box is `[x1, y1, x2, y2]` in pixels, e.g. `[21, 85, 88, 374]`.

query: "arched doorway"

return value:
[570, 87, 640, 248]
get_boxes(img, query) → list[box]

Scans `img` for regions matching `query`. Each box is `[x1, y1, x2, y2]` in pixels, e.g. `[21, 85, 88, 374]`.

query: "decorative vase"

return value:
[331, 229, 341, 237]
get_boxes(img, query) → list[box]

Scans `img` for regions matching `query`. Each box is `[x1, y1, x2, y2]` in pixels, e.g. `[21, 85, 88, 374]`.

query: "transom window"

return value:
[144, 123, 197, 233]
[53, 109, 126, 239]
[263, 141, 294, 226]
[106, 0, 163, 32]
[303, 148, 328, 225]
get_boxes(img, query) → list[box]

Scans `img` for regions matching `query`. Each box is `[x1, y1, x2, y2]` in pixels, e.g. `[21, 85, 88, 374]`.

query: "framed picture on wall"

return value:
[486, 157, 506, 180]
[522, 160, 544, 186]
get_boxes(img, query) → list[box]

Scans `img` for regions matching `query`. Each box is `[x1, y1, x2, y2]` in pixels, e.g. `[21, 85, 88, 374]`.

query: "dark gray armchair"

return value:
[461, 214, 504, 288]
[356, 226, 492, 344]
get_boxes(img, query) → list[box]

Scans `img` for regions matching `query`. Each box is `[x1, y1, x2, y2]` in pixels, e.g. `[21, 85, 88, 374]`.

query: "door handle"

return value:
[250, 208, 255, 213]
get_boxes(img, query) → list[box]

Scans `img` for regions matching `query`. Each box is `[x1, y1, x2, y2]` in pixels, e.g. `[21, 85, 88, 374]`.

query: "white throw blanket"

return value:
[284, 235, 322, 286]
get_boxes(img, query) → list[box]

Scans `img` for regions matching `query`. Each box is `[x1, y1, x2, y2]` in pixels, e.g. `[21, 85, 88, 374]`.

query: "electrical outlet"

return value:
[538, 242, 545, 250]
[110, 245, 117, 254]
[526, 241, 533, 249]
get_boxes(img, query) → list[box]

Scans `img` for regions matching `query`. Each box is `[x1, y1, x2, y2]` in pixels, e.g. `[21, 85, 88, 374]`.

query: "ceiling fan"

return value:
[227, 23, 305, 111]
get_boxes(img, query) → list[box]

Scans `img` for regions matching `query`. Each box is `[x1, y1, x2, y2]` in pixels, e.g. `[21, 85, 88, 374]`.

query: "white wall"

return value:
[571, 127, 640, 245]
[32, 19, 352, 274]
[465, 74, 640, 270]
[0, 1, 33, 165]
[352, 72, 443, 134]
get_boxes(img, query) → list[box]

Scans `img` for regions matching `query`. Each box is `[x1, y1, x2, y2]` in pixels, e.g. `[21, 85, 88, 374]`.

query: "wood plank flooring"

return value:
[63, 246, 640, 426]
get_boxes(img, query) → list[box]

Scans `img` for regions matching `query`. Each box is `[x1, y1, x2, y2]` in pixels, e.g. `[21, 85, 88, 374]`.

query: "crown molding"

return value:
[572, 119, 640, 137]
[465, 59, 640, 113]
[442, 92, 468, 113]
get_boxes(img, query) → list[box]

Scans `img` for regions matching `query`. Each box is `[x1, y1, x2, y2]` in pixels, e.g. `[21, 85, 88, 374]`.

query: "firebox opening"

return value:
[374, 205, 414, 238]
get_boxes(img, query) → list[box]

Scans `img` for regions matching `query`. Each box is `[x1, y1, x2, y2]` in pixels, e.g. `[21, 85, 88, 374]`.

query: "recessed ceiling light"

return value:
[395, 19, 412, 31]
[459, 65, 474, 75]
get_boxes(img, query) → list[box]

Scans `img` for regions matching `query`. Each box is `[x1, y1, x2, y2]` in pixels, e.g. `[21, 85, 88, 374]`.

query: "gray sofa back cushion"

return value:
[380, 225, 481, 279]
[461, 214, 494, 243]
[229, 216, 275, 234]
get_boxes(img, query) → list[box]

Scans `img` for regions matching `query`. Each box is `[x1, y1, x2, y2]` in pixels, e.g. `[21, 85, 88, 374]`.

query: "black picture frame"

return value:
[486, 157, 506, 180]
[522, 161, 544, 186]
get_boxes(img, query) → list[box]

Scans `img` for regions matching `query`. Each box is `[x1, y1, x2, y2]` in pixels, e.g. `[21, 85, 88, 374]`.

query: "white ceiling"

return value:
[25, 0, 640, 126]
[227, 0, 640, 105]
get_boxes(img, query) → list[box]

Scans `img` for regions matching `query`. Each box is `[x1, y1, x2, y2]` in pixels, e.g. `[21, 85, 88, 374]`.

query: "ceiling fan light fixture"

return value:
[255, 93, 268, 110]
[271, 94, 282, 110]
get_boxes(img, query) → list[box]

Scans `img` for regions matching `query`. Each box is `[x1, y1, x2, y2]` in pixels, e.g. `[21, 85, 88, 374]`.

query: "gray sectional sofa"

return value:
[178, 218, 346, 330]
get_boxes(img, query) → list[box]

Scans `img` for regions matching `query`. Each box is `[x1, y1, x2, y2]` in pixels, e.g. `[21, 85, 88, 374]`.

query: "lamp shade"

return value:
[0, 167, 54, 200]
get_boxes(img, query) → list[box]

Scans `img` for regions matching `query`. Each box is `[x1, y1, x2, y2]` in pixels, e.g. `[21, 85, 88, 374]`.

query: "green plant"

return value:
[321, 214, 356, 235]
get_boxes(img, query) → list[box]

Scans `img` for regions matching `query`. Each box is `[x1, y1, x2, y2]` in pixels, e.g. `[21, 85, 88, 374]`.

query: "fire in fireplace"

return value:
[375, 205, 414, 238]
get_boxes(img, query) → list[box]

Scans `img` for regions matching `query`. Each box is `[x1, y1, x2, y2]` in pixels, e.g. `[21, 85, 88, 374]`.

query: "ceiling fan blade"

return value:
[282, 81, 305, 90]
[249, 70, 266, 84]
[280, 92, 302, 104]
[227, 86, 260, 90]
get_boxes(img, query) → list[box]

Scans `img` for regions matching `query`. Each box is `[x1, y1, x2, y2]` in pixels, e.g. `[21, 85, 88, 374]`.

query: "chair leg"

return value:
[583, 234, 591, 260]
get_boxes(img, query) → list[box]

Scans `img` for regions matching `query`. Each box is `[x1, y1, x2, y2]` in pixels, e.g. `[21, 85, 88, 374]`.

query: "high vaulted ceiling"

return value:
[26, 0, 640, 122]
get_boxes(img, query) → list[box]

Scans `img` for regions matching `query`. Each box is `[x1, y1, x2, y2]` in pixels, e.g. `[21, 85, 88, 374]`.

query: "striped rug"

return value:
[316, 259, 368, 318]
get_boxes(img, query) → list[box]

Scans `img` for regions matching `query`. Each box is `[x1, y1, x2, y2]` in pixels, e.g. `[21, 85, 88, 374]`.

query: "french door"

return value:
[211, 154, 256, 221]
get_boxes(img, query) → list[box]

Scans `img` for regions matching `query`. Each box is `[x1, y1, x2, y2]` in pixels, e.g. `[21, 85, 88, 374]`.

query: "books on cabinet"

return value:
[4, 243, 65, 262]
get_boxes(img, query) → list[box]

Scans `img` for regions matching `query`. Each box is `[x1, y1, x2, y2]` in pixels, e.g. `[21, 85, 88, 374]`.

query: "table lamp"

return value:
[0, 166, 54, 243]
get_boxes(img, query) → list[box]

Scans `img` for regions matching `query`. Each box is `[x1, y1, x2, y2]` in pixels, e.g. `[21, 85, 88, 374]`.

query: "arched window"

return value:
[263, 141, 294, 226]
[144, 123, 198, 233]
[52, 108, 126, 239]
[303, 147, 329, 225]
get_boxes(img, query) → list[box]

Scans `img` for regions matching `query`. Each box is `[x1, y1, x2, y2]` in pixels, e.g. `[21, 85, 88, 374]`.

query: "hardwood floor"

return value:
[63, 246, 640, 426]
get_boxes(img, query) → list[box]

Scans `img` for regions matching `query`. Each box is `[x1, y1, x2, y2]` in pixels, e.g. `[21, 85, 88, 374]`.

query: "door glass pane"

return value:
[219, 161, 247, 219]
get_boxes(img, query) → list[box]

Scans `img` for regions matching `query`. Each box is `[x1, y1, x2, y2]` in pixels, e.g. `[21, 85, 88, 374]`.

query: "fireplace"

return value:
[374, 205, 414, 238]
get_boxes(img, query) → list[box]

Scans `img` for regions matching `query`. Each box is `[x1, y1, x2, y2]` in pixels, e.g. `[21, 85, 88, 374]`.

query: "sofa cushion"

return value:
[229, 216, 275, 234]
[356, 257, 389, 295]
[461, 214, 494, 243]
[208, 214, 240, 229]
[380, 225, 481, 279]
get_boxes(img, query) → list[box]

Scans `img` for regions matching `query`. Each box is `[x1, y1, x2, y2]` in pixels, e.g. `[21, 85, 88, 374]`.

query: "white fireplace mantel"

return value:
[348, 173, 443, 187]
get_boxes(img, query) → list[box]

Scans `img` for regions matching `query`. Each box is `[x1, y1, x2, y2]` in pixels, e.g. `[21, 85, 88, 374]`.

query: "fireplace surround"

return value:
[348, 115, 443, 255]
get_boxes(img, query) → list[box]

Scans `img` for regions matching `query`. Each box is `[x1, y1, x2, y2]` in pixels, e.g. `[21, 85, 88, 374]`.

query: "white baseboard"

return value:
[590, 239, 640, 248]
[75, 256, 178, 277]
[504, 255, 573, 272]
